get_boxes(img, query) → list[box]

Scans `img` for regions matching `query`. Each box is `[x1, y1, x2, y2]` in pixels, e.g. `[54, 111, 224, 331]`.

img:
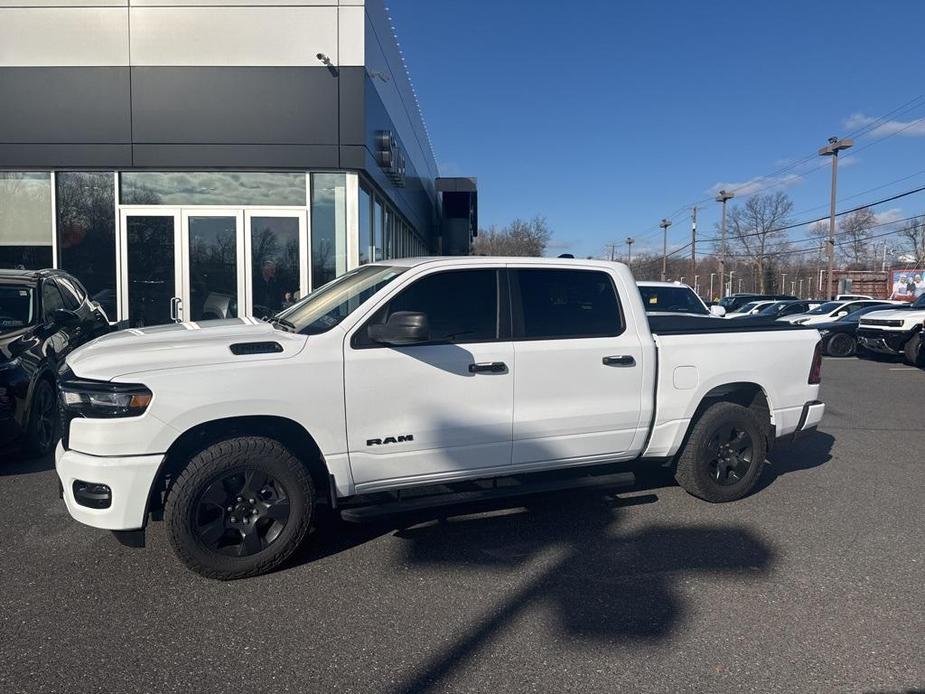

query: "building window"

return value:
[56, 172, 117, 320]
[0, 173, 53, 270]
[120, 172, 306, 206]
[373, 199, 383, 262]
[311, 173, 347, 289]
[250, 216, 300, 319]
[359, 186, 372, 266]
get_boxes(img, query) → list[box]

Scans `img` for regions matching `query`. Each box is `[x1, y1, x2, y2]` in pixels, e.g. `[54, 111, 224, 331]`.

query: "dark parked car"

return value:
[748, 299, 820, 320]
[815, 304, 903, 357]
[716, 293, 798, 314]
[0, 269, 111, 455]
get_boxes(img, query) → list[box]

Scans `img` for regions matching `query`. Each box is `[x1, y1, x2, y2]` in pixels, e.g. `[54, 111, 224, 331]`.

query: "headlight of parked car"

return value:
[60, 378, 153, 418]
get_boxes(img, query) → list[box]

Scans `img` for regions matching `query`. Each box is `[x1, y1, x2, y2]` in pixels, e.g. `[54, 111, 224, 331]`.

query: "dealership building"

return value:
[0, 0, 476, 325]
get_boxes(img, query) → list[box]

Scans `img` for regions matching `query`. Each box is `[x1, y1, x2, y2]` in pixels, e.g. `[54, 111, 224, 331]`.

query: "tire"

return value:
[675, 402, 767, 503]
[165, 436, 315, 580]
[25, 379, 59, 457]
[825, 332, 856, 358]
[902, 333, 922, 367]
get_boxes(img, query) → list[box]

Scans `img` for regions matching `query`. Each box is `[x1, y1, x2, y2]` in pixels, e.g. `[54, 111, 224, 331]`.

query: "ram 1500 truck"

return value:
[56, 258, 825, 579]
[856, 293, 925, 365]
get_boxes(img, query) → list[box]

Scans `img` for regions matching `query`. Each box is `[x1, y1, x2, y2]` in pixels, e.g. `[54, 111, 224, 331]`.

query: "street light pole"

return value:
[819, 136, 853, 300]
[709, 272, 715, 299]
[715, 190, 734, 299]
[660, 219, 672, 281]
[626, 237, 634, 264]
[690, 206, 697, 287]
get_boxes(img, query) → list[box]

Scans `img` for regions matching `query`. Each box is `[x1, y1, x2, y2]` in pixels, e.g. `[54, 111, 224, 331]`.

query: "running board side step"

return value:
[339, 470, 636, 522]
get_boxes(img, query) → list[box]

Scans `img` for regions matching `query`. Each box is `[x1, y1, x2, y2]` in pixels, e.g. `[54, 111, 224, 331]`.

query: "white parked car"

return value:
[725, 300, 777, 319]
[782, 299, 896, 326]
[636, 280, 725, 317]
[835, 294, 873, 301]
[56, 257, 825, 579]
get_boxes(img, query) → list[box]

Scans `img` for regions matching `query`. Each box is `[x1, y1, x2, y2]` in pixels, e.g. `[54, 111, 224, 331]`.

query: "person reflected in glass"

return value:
[255, 259, 283, 316]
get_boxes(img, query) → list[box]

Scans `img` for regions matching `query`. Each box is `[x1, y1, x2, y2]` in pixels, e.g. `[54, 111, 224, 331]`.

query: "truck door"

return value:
[508, 266, 647, 466]
[344, 267, 514, 491]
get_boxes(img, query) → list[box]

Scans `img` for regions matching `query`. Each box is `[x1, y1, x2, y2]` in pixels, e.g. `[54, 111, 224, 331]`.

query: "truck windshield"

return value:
[274, 265, 407, 335]
[0, 285, 35, 333]
[638, 286, 709, 315]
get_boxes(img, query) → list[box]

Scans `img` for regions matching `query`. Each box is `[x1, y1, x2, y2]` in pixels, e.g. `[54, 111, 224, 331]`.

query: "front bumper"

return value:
[55, 443, 163, 530]
[857, 329, 912, 355]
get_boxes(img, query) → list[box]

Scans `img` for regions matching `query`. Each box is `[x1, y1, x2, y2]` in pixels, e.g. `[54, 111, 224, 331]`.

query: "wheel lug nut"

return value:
[226, 507, 232, 512]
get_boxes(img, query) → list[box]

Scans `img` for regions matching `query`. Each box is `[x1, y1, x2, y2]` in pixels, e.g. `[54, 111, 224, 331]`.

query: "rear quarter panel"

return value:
[644, 328, 821, 457]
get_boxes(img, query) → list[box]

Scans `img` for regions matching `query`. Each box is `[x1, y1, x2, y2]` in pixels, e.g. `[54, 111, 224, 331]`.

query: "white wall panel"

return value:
[0, 8, 129, 66]
[338, 5, 364, 67]
[129, 6, 338, 66]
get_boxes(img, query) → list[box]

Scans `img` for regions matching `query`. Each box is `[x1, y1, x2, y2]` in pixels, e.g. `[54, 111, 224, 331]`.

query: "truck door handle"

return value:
[603, 355, 635, 367]
[468, 361, 508, 374]
[170, 297, 182, 323]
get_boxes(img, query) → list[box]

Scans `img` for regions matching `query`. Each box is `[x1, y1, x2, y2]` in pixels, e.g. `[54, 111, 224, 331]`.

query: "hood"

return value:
[66, 318, 309, 381]
[858, 307, 925, 324]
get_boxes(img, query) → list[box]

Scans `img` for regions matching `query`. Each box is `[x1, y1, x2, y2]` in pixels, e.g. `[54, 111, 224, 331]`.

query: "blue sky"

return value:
[387, 0, 925, 258]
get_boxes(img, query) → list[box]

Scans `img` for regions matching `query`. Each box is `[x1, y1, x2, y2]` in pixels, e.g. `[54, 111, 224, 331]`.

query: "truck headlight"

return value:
[60, 379, 153, 418]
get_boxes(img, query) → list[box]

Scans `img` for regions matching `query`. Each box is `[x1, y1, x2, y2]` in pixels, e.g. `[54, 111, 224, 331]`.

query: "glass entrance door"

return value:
[119, 209, 182, 328]
[181, 210, 244, 322]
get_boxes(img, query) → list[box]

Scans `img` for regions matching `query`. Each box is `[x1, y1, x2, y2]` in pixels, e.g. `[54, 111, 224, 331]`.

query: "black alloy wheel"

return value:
[27, 380, 58, 456]
[194, 468, 291, 557]
[706, 424, 754, 486]
[826, 332, 856, 358]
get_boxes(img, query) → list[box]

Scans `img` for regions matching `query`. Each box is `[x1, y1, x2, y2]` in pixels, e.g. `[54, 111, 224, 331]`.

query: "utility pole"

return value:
[660, 218, 672, 281]
[690, 207, 697, 286]
[819, 136, 853, 299]
[625, 237, 634, 265]
[715, 190, 734, 299]
[604, 243, 619, 261]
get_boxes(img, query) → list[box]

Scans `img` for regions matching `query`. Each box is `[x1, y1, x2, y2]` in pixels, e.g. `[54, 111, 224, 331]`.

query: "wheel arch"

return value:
[146, 415, 332, 522]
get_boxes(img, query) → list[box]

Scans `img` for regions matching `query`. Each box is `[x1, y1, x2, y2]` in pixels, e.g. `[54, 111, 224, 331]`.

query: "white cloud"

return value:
[873, 207, 904, 226]
[708, 173, 802, 198]
[844, 112, 925, 138]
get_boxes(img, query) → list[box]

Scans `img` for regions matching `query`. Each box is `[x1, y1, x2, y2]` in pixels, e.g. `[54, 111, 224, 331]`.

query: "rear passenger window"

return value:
[358, 269, 499, 346]
[512, 269, 623, 340]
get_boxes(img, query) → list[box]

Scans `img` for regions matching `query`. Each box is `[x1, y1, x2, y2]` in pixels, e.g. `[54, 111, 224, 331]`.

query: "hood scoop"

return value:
[229, 341, 284, 356]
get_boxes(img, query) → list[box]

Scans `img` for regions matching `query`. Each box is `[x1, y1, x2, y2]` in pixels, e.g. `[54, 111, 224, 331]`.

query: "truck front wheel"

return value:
[675, 402, 767, 503]
[902, 333, 922, 367]
[165, 436, 315, 580]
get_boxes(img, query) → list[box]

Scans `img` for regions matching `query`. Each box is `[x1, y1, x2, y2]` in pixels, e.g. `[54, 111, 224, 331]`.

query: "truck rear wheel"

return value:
[165, 436, 314, 580]
[675, 402, 767, 503]
[902, 333, 922, 367]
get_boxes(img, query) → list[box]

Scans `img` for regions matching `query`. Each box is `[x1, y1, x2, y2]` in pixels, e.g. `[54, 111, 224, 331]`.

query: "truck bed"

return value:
[647, 314, 815, 335]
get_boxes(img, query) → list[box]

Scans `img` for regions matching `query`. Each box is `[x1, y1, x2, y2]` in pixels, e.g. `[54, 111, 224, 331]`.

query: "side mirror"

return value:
[836, 311, 848, 318]
[368, 311, 430, 346]
[710, 305, 726, 317]
[50, 308, 80, 328]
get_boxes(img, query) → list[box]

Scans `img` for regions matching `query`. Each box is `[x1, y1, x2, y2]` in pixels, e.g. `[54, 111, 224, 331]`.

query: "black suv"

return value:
[1, 269, 111, 456]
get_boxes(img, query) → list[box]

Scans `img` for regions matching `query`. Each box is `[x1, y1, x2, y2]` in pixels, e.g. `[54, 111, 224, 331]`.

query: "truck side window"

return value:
[357, 269, 499, 346]
[511, 269, 623, 340]
[55, 278, 83, 311]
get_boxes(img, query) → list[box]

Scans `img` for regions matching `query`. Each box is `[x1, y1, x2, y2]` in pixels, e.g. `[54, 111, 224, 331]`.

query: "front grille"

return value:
[860, 319, 904, 327]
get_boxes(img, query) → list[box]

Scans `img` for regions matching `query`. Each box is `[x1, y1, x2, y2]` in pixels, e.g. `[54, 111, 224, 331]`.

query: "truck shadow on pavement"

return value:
[0, 446, 54, 476]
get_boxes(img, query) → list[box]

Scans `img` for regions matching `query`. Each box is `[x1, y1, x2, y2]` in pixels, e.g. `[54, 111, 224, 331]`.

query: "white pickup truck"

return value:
[856, 293, 925, 365]
[56, 257, 825, 579]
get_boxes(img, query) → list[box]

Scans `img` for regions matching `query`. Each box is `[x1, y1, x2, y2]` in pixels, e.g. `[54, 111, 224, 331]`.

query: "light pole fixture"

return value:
[659, 218, 672, 281]
[625, 237, 635, 264]
[819, 136, 853, 299]
[715, 190, 734, 299]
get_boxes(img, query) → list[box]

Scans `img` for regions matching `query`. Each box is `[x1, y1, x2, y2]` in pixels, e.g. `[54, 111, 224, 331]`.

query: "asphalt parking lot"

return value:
[0, 357, 923, 694]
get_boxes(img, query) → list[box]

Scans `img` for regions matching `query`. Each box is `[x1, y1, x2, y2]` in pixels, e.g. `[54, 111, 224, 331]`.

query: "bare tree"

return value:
[897, 215, 925, 266]
[473, 216, 552, 257]
[838, 207, 876, 268]
[717, 192, 794, 293]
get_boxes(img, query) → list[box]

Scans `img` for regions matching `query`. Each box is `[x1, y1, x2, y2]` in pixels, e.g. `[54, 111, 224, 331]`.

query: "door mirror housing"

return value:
[710, 305, 726, 317]
[368, 311, 430, 346]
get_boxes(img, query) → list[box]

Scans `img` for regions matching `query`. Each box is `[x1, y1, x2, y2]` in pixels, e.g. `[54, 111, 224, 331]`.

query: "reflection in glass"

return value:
[373, 199, 383, 262]
[0, 173, 53, 270]
[359, 187, 372, 266]
[126, 216, 175, 327]
[188, 217, 238, 321]
[250, 217, 300, 319]
[121, 172, 306, 206]
[56, 172, 117, 320]
[311, 173, 347, 290]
